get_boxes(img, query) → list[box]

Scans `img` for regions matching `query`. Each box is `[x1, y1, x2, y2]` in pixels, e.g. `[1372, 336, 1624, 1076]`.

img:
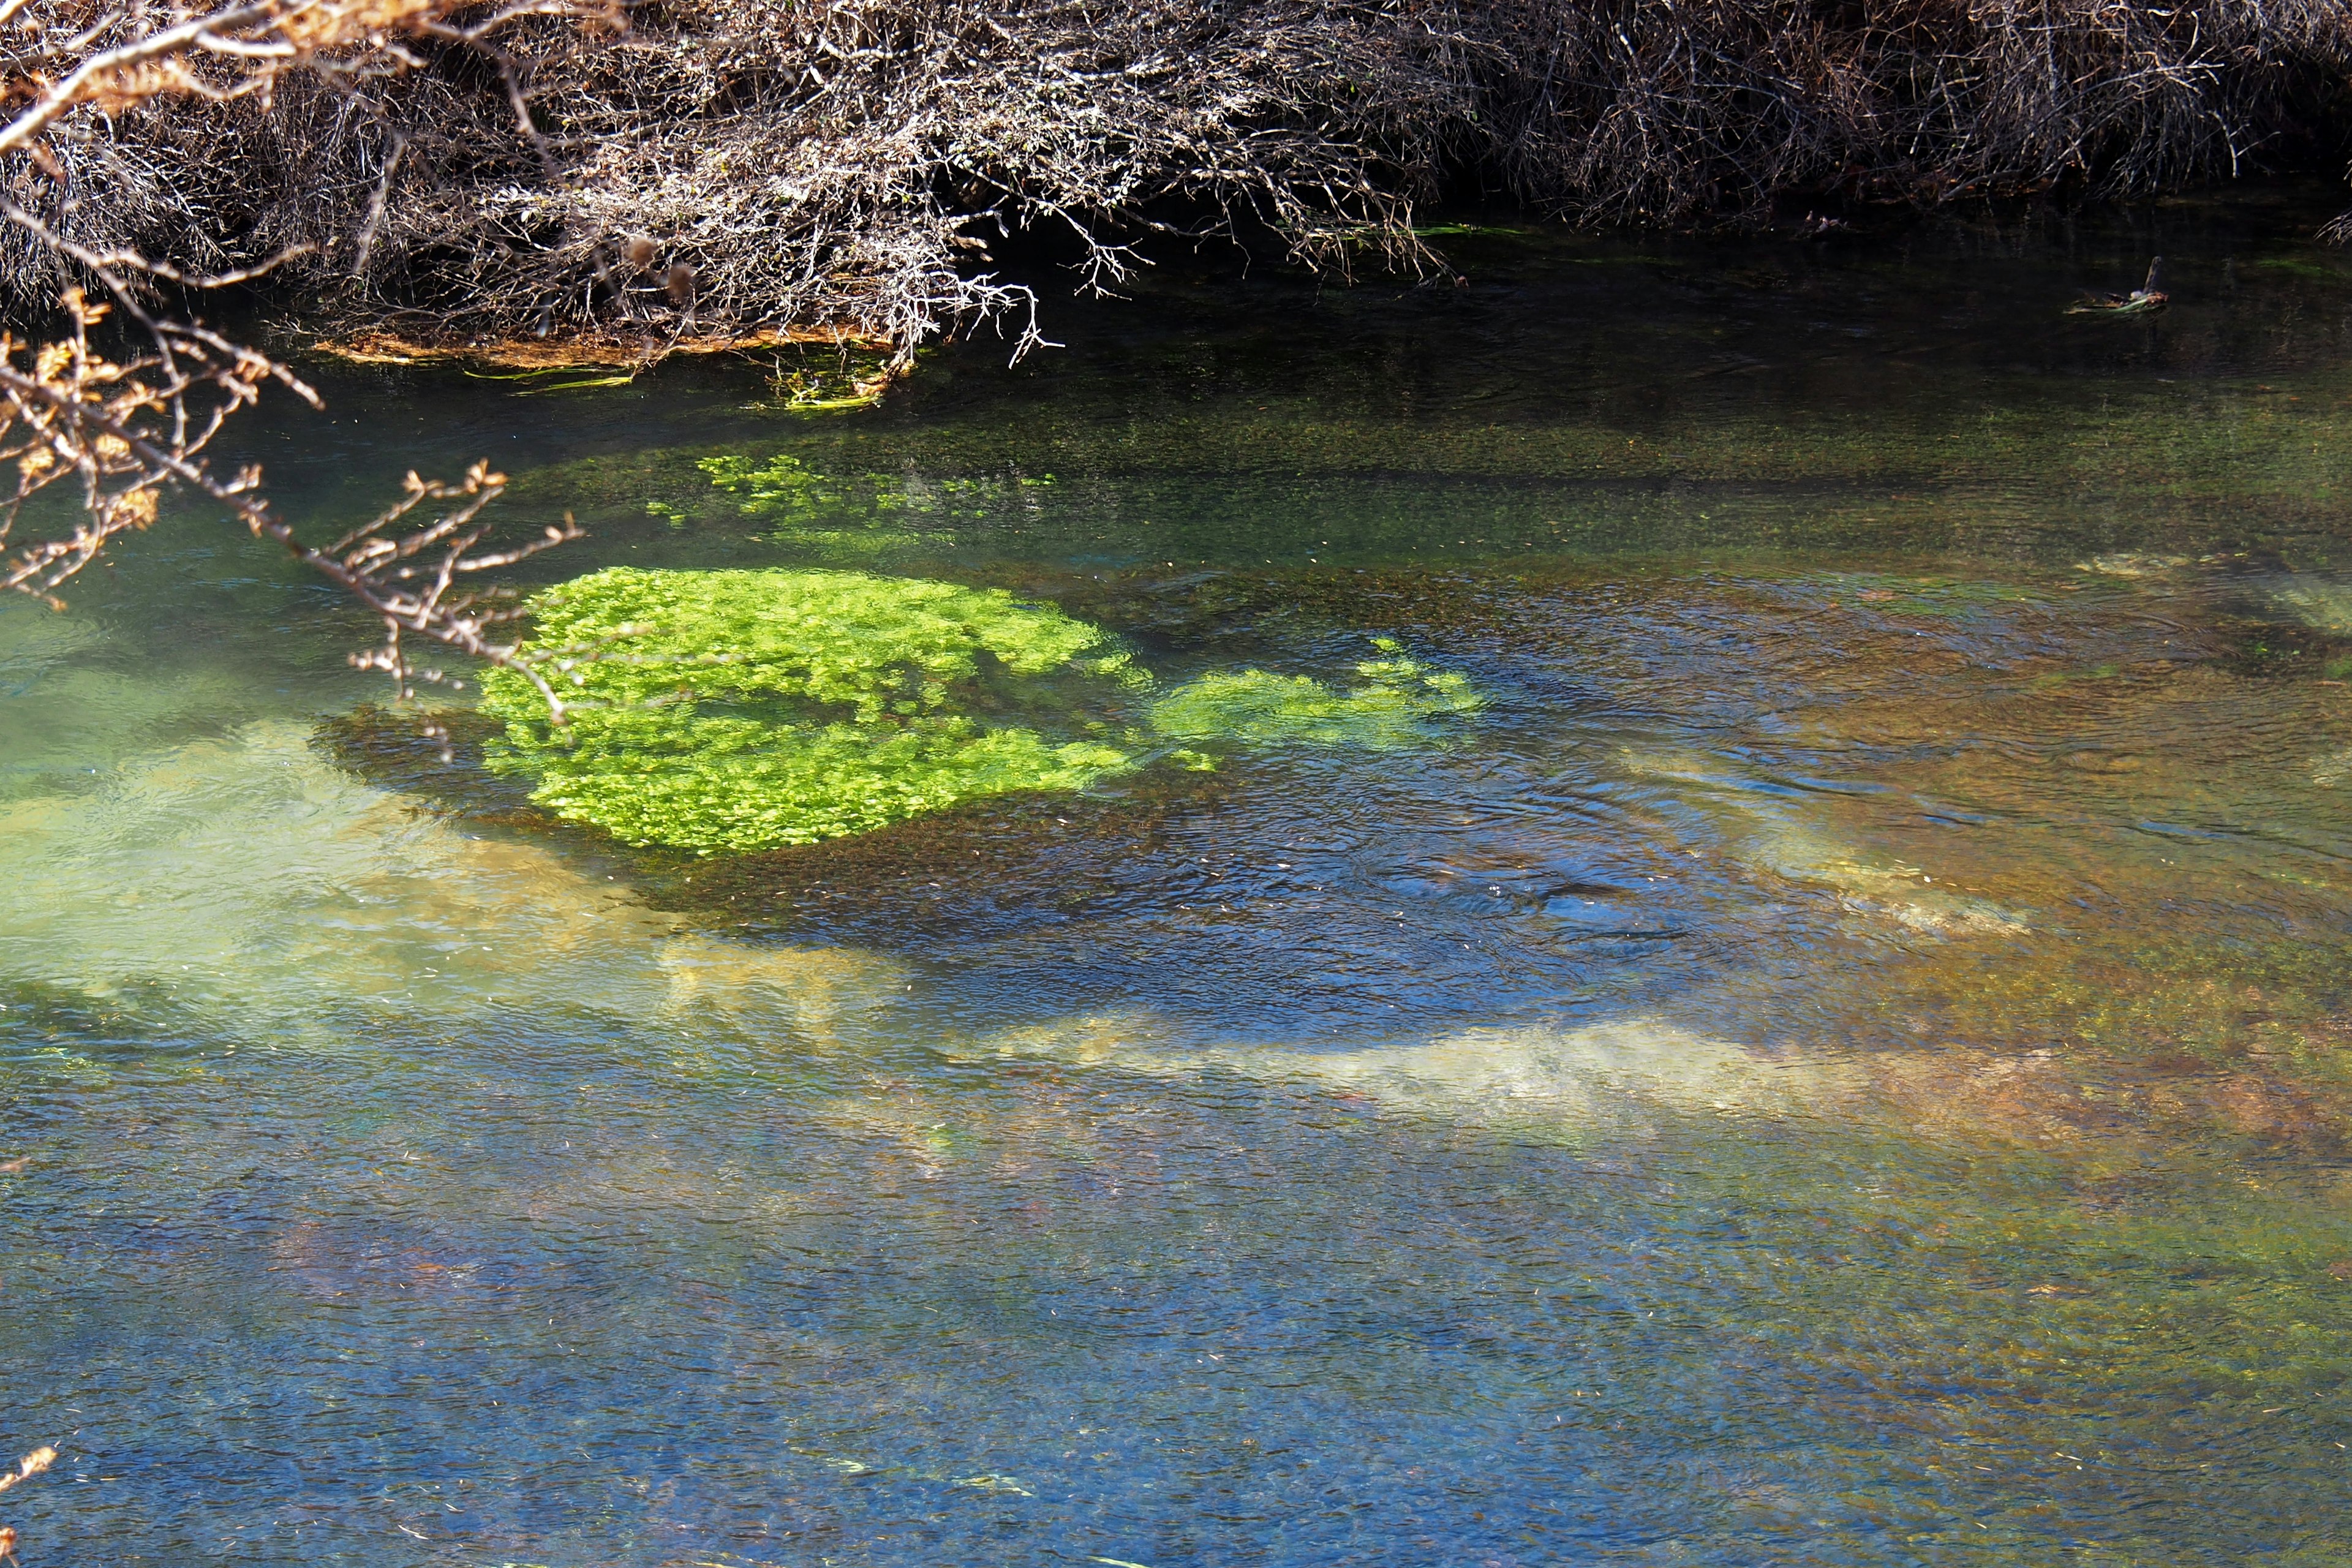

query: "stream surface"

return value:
[6, 195, 2352, 1566]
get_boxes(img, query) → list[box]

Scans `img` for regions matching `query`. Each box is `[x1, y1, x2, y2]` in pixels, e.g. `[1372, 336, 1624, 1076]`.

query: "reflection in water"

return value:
[6, 200, 2352, 1566]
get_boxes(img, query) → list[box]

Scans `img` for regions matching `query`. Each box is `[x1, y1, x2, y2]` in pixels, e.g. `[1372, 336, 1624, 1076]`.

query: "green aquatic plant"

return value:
[480, 567, 1140, 853]
[647, 453, 908, 529]
[651, 451, 1060, 549]
[699, 453, 895, 525]
[1147, 639, 1483, 747]
[645, 452, 949, 564]
[480, 571, 1485, 854]
[756, 345, 899, 412]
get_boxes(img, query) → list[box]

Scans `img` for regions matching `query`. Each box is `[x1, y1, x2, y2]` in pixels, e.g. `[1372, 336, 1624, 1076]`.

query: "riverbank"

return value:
[15, 0, 2352, 365]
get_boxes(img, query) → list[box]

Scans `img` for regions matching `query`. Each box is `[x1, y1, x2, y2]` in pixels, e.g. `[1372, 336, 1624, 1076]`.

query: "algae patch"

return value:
[642, 451, 1063, 564]
[1148, 640, 1482, 748]
[479, 568, 1484, 854]
[480, 567, 1140, 854]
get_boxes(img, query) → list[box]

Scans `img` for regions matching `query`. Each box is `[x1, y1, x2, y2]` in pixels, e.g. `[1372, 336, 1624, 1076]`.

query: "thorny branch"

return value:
[327, 464, 581, 715]
[0, 0, 604, 707]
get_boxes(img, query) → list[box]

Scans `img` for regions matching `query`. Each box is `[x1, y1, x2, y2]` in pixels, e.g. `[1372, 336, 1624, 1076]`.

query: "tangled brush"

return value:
[7, 0, 2347, 359]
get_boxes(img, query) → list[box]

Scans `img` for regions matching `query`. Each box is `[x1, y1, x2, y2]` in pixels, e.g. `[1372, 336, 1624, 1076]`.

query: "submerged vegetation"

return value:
[643, 453, 941, 562]
[480, 567, 1483, 853]
[479, 567, 1140, 853]
[1148, 643, 1483, 748]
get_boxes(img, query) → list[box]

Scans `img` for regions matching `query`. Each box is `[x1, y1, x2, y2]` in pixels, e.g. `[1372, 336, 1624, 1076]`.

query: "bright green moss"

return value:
[1147, 639, 1484, 747]
[479, 567, 1140, 854]
[481, 572, 1483, 854]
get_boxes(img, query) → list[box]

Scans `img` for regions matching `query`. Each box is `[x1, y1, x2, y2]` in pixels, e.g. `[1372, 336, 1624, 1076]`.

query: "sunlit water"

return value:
[6, 197, 2352, 1566]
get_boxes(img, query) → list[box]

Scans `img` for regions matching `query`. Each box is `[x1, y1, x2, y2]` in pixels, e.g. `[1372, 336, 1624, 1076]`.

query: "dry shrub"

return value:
[7, 2, 2351, 356]
[196, 0, 1482, 356]
[15, 0, 2343, 356]
[0, 0, 595, 703]
[1473, 0, 2352, 222]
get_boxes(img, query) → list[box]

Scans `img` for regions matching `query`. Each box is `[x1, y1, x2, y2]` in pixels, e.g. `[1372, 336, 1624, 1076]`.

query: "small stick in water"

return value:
[2065, 257, 2168, 315]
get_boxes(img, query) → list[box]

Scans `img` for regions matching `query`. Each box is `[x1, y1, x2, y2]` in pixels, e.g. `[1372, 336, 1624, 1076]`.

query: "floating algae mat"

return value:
[480, 565, 1483, 852]
[9, 197, 2352, 1567]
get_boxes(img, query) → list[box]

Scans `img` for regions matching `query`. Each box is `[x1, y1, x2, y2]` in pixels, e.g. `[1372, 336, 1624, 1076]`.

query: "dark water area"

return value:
[6, 192, 2352, 1566]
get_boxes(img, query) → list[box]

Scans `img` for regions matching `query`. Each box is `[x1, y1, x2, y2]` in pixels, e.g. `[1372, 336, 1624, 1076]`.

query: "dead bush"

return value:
[7, 0, 2342, 360]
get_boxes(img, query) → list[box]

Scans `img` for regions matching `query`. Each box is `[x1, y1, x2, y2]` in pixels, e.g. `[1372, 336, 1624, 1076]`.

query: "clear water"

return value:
[6, 195, 2352, 1566]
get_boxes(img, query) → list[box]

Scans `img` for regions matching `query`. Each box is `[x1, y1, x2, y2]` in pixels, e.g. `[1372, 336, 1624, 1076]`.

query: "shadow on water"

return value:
[6, 192, 2352, 1565]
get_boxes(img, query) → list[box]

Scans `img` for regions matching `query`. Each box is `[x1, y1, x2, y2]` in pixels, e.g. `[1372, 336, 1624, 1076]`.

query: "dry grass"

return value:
[1474, 0, 2352, 222]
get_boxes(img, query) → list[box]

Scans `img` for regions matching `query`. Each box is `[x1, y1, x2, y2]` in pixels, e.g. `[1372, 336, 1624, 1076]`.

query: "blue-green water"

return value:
[4, 197, 2352, 1566]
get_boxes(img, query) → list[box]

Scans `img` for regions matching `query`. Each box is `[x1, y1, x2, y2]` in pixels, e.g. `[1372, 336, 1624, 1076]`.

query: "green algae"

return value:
[695, 452, 904, 527]
[478, 568, 1485, 854]
[639, 453, 940, 563]
[636, 452, 1066, 565]
[1146, 639, 1483, 747]
[479, 567, 1140, 854]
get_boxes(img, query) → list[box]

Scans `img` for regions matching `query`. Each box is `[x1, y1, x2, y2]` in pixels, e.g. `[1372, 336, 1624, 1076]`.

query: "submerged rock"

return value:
[2263, 575, 2352, 635]
[2076, 552, 2192, 578]
[0, 720, 908, 1049]
[969, 1008, 1861, 1126]
[1616, 747, 2027, 937]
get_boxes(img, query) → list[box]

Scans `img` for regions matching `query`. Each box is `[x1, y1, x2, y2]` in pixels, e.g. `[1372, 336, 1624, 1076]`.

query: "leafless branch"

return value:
[0, 0, 598, 710]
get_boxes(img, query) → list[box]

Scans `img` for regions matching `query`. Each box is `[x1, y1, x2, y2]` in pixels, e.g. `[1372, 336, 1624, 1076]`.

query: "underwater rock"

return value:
[2075, 552, 2191, 578]
[652, 930, 908, 1049]
[1869, 1047, 2344, 1152]
[0, 720, 907, 1047]
[969, 1008, 1861, 1125]
[1617, 747, 2027, 937]
[2263, 576, 2352, 635]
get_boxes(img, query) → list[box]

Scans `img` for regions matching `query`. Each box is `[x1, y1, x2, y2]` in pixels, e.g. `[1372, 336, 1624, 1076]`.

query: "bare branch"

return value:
[0, 0, 597, 709]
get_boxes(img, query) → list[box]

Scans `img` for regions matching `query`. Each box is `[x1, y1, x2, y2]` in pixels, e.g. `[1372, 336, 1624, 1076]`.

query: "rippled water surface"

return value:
[7, 198, 2352, 1566]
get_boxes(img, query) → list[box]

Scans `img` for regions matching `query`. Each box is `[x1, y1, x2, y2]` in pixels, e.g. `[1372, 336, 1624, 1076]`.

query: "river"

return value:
[3, 193, 2350, 1565]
